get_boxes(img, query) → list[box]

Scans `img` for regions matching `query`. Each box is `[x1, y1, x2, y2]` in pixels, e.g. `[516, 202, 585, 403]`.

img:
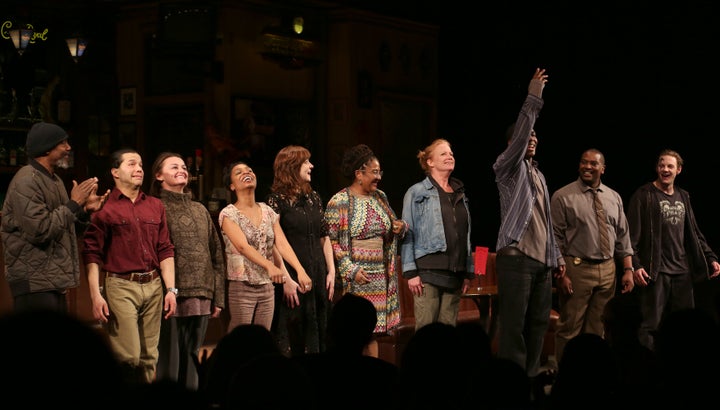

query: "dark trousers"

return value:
[638, 272, 694, 351]
[156, 314, 210, 390]
[496, 252, 552, 377]
[13, 290, 67, 313]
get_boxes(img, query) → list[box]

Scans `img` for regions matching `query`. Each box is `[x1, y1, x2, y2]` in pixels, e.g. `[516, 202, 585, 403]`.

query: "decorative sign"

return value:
[259, 31, 321, 69]
[1, 21, 49, 44]
[262, 33, 316, 58]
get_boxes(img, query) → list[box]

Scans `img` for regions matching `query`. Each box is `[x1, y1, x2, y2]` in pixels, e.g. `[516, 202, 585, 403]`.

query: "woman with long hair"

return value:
[267, 145, 335, 356]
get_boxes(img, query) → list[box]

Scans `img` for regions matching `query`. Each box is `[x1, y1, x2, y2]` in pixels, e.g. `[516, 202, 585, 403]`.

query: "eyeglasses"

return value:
[359, 167, 383, 177]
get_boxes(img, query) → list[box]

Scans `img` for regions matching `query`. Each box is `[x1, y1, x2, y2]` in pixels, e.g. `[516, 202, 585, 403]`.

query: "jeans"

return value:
[496, 252, 552, 377]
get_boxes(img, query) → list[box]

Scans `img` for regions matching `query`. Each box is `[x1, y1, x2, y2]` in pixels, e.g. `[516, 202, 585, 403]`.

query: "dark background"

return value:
[368, 0, 720, 254]
[8, 0, 717, 252]
[352, 0, 720, 313]
[430, 0, 720, 313]
[6, 0, 719, 254]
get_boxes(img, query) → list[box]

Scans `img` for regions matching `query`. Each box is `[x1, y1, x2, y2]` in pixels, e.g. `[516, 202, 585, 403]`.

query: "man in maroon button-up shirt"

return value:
[83, 148, 176, 385]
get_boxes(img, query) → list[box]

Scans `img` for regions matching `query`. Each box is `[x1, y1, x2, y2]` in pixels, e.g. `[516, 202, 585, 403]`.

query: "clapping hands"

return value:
[71, 177, 110, 212]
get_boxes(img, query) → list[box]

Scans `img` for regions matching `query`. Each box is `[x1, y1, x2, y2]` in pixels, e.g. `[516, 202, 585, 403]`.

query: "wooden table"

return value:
[461, 285, 498, 340]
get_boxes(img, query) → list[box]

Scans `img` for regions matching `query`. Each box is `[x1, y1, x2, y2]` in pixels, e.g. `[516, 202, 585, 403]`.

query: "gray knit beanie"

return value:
[26, 122, 68, 158]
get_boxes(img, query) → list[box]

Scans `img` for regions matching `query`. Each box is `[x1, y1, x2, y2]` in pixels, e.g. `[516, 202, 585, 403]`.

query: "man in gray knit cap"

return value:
[1, 121, 108, 312]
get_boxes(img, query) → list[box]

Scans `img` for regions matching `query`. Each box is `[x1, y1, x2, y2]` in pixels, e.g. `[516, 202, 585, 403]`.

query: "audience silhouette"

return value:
[601, 291, 657, 405]
[399, 322, 469, 409]
[456, 320, 493, 368]
[294, 292, 401, 410]
[129, 378, 204, 409]
[225, 353, 315, 410]
[0, 309, 127, 408]
[453, 321, 534, 410]
[199, 323, 282, 408]
[548, 333, 618, 410]
[653, 307, 720, 407]
[484, 357, 533, 410]
[326, 292, 378, 354]
[8, 290, 720, 410]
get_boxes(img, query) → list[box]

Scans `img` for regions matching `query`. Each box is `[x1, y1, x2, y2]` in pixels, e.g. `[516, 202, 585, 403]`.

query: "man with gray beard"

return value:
[1, 122, 108, 312]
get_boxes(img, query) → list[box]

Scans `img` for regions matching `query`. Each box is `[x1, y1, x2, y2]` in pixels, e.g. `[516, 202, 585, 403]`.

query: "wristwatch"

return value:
[623, 267, 634, 273]
[167, 287, 179, 295]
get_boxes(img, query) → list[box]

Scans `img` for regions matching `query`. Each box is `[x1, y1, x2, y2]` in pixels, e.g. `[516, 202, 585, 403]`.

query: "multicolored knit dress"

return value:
[325, 187, 403, 334]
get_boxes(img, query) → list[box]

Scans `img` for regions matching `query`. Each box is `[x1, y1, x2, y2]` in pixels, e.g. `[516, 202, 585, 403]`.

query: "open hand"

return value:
[528, 68, 548, 97]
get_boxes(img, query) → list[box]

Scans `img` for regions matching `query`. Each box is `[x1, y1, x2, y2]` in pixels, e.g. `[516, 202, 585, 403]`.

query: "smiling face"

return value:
[656, 154, 681, 188]
[525, 130, 537, 159]
[354, 158, 382, 194]
[578, 150, 605, 188]
[156, 155, 189, 193]
[428, 141, 455, 174]
[229, 162, 257, 193]
[113, 152, 144, 189]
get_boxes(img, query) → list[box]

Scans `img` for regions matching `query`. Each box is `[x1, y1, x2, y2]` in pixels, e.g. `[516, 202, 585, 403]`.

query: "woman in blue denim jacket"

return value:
[400, 139, 474, 330]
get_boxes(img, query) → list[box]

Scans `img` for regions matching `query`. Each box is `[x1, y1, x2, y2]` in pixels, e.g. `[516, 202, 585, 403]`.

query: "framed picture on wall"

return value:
[120, 87, 137, 116]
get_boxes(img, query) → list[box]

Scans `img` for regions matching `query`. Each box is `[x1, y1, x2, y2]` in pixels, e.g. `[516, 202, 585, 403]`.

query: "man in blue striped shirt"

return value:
[492, 68, 565, 379]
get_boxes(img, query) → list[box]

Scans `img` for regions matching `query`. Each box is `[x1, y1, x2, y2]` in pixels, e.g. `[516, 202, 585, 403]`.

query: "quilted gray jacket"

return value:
[1, 160, 89, 296]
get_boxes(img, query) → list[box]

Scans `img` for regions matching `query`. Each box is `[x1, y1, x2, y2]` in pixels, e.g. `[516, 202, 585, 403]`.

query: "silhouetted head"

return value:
[201, 324, 281, 407]
[327, 293, 377, 354]
[0, 310, 125, 407]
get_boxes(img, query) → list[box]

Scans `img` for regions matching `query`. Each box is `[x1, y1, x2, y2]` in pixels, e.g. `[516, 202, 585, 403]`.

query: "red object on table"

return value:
[474, 246, 489, 275]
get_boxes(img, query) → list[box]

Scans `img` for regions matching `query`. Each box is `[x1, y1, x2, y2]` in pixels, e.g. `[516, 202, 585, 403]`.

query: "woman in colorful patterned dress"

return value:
[325, 144, 407, 351]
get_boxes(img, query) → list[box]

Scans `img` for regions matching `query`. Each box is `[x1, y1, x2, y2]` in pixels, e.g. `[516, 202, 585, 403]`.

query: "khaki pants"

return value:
[554, 257, 616, 364]
[105, 275, 163, 383]
[413, 282, 462, 330]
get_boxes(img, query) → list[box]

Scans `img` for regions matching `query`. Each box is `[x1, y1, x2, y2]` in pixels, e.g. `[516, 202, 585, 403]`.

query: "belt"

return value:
[497, 246, 525, 256]
[105, 269, 159, 283]
[571, 257, 610, 266]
